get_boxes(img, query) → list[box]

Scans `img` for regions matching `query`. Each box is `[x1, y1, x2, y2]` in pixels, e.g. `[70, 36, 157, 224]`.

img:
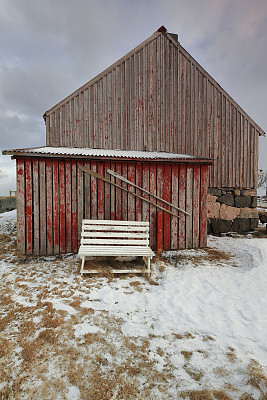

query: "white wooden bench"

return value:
[78, 220, 155, 277]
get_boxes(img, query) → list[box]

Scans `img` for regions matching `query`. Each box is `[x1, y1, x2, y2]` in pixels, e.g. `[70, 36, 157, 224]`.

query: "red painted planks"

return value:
[97, 162, 105, 219]
[46, 159, 53, 255]
[127, 163, 135, 221]
[59, 160, 66, 253]
[149, 163, 157, 249]
[25, 159, 33, 254]
[115, 162, 122, 220]
[178, 164, 186, 249]
[171, 163, 179, 249]
[193, 164, 200, 248]
[52, 160, 60, 254]
[71, 160, 78, 253]
[32, 159, 39, 255]
[163, 163, 171, 250]
[200, 165, 209, 247]
[65, 160, 72, 253]
[39, 160, 47, 255]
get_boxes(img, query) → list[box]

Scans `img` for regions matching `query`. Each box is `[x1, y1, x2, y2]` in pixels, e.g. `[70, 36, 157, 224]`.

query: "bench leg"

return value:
[147, 257, 151, 276]
[143, 256, 151, 276]
[80, 256, 85, 277]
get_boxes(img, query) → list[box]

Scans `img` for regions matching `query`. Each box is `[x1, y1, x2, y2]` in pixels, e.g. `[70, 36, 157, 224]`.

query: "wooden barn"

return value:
[3, 147, 211, 255]
[3, 26, 265, 254]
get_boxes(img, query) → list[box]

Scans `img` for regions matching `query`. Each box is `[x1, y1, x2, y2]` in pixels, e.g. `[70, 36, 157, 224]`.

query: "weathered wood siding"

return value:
[16, 156, 209, 255]
[45, 31, 261, 190]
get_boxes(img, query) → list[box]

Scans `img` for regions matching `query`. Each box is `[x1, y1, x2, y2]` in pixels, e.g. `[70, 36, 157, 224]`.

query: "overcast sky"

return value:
[0, 0, 267, 196]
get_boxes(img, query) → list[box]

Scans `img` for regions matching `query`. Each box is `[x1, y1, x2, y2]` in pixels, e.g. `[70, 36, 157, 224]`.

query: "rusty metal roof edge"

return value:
[2, 146, 213, 163]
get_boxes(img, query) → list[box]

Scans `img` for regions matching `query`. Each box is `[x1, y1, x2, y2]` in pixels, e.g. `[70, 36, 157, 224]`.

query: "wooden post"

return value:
[157, 211, 163, 256]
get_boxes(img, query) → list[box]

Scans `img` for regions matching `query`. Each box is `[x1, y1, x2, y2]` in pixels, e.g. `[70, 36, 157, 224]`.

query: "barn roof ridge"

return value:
[43, 27, 265, 137]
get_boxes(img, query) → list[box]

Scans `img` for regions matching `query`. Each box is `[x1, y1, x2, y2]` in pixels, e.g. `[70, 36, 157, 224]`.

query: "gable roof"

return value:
[43, 26, 265, 137]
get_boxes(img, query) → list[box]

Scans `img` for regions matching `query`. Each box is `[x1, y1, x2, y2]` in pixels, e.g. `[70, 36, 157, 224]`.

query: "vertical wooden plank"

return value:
[186, 165, 193, 249]
[110, 161, 116, 220]
[142, 163, 150, 225]
[136, 163, 143, 221]
[171, 163, 179, 249]
[69, 98, 74, 147]
[121, 163, 128, 221]
[127, 162, 136, 221]
[103, 75, 108, 148]
[243, 119, 248, 188]
[84, 160, 91, 219]
[156, 163, 164, 251]
[59, 160, 66, 253]
[65, 102, 70, 147]
[185, 58, 191, 155]
[240, 115, 244, 188]
[163, 163, 171, 250]
[83, 89, 88, 148]
[46, 159, 53, 255]
[98, 80, 103, 148]
[45, 114, 50, 146]
[149, 163, 157, 250]
[221, 95, 226, 187]
[232, 106, 237, 188]
[193, 164, 200, 248]
[39, 160, 46, 255]
[190, 63, 195, 156]
[178, 164, 186, 249]
[104, 161, 111, 220]
[236, 111, 241, 188]
[200, 165, 209, 247]
[254, 128, 259, 190]
[115, 162, 122, 220]
[71, 160, 78, 253]
[25, 158, 33, 255]
[77, 161, 84, 245]
[32, 159, 39, 255]
[52, 160, 59, 254]
[97, 162, 105, 219]
[65, 160, 72, 253]
[91, 160, 97, 219]
[16, 159, 25, 254]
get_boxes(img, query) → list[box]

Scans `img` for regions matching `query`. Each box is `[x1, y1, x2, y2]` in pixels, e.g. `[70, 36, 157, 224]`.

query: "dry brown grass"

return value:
[163, 247, 236, 269]
[179, 390, 233, 400]
[181, 350, 193, 361]
[247, 359, 267, 397]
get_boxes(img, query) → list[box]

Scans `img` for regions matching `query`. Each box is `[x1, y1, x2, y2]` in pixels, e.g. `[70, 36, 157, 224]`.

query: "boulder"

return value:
[231, 218, 251, 233]
[219, 204, 240, 221]
[208, 188, 222, 197]
[217, 194, 235, 207]
[207, 201, 220, 219]
[259, 212, 267, 224]
[207, 194, 217, 203]
[210, 219, 232, 234]
[239, 207, 259, 219]
[250, 218, 258, 230]
[251, 196, 257, 208]
[235, 195, 251, 208]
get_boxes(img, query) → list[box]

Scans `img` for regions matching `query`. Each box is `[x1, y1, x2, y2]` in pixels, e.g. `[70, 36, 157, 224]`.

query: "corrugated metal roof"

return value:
[3, 146, 213, 163]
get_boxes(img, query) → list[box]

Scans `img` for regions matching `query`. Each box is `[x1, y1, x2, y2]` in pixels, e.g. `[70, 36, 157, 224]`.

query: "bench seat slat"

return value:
[79, 246, 154, 256]
[81, 238, 149, 245]
[82, 225, 149, 232]
[82, 219, 149, 226]
[81, 231, 149, 238]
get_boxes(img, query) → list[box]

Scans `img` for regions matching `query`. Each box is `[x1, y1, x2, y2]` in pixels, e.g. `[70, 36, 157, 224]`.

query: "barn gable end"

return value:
[44, 27, 265, 191]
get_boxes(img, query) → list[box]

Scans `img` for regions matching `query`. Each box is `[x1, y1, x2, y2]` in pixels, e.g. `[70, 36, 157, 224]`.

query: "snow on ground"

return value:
[0, 210, 267, 399]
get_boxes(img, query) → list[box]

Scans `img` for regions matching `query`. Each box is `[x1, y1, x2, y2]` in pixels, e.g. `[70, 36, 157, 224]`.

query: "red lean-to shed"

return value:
[4, 147, 211, 256]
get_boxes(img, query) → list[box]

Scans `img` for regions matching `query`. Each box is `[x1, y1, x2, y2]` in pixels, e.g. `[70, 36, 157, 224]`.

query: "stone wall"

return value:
[0, 196, 17, 214]
[207, 189, 258, 234]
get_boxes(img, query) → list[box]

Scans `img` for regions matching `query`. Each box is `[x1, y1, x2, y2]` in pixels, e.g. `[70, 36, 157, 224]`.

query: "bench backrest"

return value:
[81, 219, 150, 247]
